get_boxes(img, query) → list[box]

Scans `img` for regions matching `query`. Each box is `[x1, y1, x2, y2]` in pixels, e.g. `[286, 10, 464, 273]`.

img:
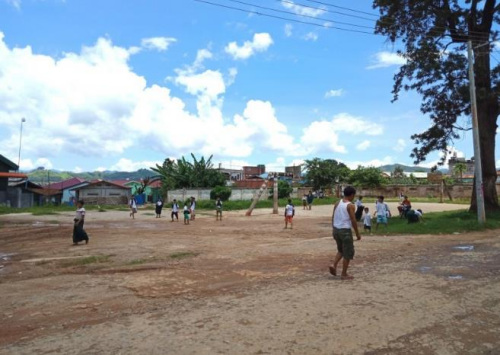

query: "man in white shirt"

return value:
[330, 186, 361, 280]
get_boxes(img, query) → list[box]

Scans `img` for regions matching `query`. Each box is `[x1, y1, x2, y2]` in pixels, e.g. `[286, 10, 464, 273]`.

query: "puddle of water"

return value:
[419, 266, 432, 273]
[0, 252, 15, 261]
[448, 275, 464, 280]
[453, 245, 475, 252]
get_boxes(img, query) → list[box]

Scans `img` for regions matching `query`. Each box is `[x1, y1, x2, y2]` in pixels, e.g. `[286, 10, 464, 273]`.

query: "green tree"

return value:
[349, 166, 387, 188]
[269, 180, 293, 199]
[453, 162, 467, 182]
[373, 0, 499, 211]
[210, 186, 232, 201]
[304, 158, 350, 190]
[151, 154, 226, 189]
[392, 165, 405, 179]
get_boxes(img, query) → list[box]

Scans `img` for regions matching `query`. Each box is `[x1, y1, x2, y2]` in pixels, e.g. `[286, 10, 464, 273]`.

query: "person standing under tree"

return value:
[329, 186, 361, 280]
[155, 198, 163, 218]
[72, 200, 89, 245]
[284, 198, 295, 229]
[215, 197, 223, 221]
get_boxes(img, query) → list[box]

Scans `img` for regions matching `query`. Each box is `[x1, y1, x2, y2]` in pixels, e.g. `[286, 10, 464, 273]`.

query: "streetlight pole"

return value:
[17, 117, 26, 171]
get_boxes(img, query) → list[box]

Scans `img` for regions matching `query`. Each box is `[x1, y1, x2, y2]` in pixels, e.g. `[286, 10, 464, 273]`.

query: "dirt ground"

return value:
[1, 202, 500, 355]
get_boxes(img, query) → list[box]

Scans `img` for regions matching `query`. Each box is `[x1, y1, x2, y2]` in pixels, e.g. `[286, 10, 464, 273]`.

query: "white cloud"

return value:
[0, 33, 299, 166]
[342, 156, 394, 170]
[325, 89, 343, 98]
[110, 158, 160, 172]
[393, 139, 406, 152]
[356, 140, 371, 151]
[218, 159, 250, 170]
[265, 157, 286, 173]
[73, 166, 83, 173]
[302, 32, 318, 41]
[330, 113, 384, 136]
[299, 113, 384, 155]
[284, 24, 293, 37]
[19, 158, 53, 171]
[4, 0, 21, 9]
[367, 51, 406, 69]
[225, 33, 273, 60]
[281, 0, 325, 17]
[141, 37, 177, 51]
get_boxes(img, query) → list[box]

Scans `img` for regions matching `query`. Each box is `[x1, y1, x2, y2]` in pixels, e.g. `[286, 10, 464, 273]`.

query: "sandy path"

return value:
[1, 203, 499, 355]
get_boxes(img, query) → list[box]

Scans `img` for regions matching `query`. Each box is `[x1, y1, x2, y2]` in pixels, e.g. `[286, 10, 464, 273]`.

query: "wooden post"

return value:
[440, 179, 444, 203]
[245, 179, 269, 216]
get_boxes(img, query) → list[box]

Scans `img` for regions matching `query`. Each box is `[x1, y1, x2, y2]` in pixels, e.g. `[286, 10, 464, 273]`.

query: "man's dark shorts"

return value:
[333, 227, 355, 260]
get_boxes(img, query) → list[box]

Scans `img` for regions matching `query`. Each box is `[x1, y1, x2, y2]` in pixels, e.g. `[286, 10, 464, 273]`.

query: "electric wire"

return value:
[194, 0, 376, 35]
[195, 0, 496, 42]
[227, 0, 374, 29]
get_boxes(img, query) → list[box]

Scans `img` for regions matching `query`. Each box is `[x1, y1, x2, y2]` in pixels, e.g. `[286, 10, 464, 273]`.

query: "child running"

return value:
[183, 204, 190, 225]
[215, 197, 223, 221]
[284, 198, 295, 229]
[330, 186, 361, 280]
[171, 199, 179, 222]
[374, 196, 391, 231]
[363, 207, 372, 233]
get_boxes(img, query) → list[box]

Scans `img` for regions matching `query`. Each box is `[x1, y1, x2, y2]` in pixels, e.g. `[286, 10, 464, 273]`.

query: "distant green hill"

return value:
[27, 168, 157, 185]
[377, 164, 432, 173]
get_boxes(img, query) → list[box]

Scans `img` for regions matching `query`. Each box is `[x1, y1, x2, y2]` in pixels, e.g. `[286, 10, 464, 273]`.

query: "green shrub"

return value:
[269, 180, 293, 199]
[210, 186, 232, 201]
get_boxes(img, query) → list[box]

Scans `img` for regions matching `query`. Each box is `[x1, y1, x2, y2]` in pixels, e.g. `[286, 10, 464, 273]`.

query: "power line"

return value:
[305, 0, 379, 18]
[194, 0, 377, 35]
[196, 0, 495, 42]
[227, 0, 374, 30]
[280, 0, 377, 22]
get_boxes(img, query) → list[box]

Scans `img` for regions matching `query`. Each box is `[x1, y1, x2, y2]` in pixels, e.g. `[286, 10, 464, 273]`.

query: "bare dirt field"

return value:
[1, 202, 500, 355]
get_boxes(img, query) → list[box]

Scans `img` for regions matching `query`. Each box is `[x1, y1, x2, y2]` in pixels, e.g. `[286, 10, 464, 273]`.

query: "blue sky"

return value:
[0, 0, 483, 172]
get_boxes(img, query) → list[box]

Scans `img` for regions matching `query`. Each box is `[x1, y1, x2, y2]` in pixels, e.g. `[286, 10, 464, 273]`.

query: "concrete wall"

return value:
[162, 184, 500, 202]
[5, 187, 35, 208]
[165, 188, 268, 202]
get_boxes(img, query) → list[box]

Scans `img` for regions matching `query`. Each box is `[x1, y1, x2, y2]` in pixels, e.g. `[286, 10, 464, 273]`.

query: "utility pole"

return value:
[17, 117, 26, 171]
[467, 40, 486, 224]
[272, 176, 278, 214]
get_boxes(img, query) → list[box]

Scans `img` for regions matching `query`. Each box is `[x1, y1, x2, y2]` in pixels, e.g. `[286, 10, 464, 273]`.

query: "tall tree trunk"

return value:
[470, 41, 499, 212]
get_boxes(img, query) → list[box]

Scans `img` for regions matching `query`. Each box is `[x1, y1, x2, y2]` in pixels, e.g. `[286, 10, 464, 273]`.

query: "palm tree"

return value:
[453, 162, 467, 182]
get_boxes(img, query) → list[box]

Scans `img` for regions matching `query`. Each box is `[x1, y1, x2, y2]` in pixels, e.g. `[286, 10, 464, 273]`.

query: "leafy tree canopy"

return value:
[304, 158, 350, 190]
[349, 166, 388, 188]
[373, 0, 500, 210]
[151, 154, 226, 190]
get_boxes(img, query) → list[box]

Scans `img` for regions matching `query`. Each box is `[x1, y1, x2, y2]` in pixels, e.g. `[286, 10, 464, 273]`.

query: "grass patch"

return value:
[142, 212, 155, 216]
[62, 255, 111, 267]
[169, 251, 199, 259]
[126, 258, 151, 265]
[370, 209, 500, 235]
